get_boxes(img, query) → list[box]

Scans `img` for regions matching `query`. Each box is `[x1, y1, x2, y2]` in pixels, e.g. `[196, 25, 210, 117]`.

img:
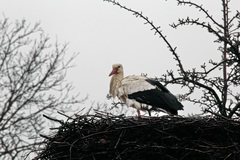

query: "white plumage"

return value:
[119, 76, 156, 95]
[118, 76, 154, 111]
[108, 63, 183, 116]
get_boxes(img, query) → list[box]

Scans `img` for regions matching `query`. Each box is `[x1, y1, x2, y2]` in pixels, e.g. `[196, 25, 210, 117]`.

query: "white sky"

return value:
[1, 0, 239, 116]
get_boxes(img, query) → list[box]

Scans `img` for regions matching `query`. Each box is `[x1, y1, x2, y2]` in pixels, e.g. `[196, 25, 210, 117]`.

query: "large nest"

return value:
[37, 112, 240, 160]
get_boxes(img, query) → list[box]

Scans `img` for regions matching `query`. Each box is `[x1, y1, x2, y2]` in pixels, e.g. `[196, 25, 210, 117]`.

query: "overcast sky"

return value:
[1, 0, 239, 116]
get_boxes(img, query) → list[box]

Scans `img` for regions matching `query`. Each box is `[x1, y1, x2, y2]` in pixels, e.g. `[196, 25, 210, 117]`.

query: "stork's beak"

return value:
[109, 68, 118, 76]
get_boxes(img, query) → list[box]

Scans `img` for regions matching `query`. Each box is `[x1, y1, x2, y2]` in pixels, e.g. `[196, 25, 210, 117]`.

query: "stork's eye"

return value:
[118, 66, 121, 68]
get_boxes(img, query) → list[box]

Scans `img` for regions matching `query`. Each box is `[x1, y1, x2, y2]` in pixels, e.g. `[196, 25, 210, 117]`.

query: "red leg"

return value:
[137, 109, 141, 117]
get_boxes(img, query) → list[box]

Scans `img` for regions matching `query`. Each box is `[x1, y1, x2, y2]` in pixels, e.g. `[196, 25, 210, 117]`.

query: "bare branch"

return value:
[176, 0, 223, 28]
[103, 0, 186, 75]
[0, 18, 83, 159]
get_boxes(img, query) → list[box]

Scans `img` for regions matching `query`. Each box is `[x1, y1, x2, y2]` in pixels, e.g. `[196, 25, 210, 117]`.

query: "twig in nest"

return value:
[43, 114, 64, 125]
[40, 134, 52, 140]
[111, 101, 124, 110]
[114, 130, 125, 149]
[57, 111, 73, 120]
[204, 109, 234, 121]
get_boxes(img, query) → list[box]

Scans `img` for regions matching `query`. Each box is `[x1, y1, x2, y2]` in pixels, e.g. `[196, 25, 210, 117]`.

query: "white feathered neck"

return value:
[109, 64, 124, 98]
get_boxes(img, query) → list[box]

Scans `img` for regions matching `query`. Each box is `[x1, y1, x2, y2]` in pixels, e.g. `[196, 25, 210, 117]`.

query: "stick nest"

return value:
[37, 113, 240, 160]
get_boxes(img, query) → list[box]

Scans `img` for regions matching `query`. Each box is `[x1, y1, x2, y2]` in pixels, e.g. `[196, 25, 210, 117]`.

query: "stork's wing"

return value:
[118, 76, 155, 96]
[121, 77, 183, 115]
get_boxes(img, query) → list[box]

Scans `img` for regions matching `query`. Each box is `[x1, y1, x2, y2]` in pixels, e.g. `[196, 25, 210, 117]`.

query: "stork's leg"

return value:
[148, 110, 151, 117]
[137, 109, 141, 117]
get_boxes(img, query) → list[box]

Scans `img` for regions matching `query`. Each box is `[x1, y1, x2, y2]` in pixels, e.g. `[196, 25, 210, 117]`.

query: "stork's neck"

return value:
[116, 72, 124, 80]
[112, 72, 124, 85]
[109, 72, 124, 98]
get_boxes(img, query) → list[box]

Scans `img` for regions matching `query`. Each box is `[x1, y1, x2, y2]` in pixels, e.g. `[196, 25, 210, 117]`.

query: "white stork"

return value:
[108, 63, 184, 116]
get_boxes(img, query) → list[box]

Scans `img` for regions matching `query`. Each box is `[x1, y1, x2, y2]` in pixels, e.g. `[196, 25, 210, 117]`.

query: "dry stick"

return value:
[115, 123, 150, 130]
[148, 145, 211, 154]
[69, 139, 78, 160]
[80, 130, 118, 140]
[114, 130, 125, 149]
[198, 143, 238, 149]
[204, 109, 235, 122]
[39, 134, 52, 140]
[224, 153, 233, 160]
[153, 128, 181, 141]
[57, 111, 73, 120]
[118, 148, 129, 158]
[43, 114, 64, 125]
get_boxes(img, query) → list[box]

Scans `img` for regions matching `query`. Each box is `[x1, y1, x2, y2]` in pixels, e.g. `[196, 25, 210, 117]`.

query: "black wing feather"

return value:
[145, 78, 170, 93]
[128, 78, 183, 115]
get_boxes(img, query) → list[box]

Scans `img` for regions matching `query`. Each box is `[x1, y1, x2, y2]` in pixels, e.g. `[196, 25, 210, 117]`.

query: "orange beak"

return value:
[109, 68, 118, 76]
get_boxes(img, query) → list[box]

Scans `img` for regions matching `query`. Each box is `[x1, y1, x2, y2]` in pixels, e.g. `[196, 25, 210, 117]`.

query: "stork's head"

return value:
[109, 63, 123, 76]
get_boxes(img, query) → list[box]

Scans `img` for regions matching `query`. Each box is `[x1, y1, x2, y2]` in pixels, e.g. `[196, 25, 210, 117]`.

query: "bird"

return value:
[108, 63, 184, 116]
